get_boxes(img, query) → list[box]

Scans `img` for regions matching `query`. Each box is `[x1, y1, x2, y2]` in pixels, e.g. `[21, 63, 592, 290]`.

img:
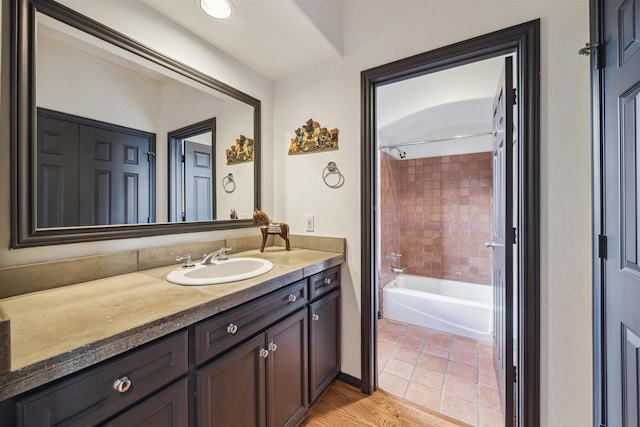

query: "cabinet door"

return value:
[309, 290, 340, 403]
[103, 378, 188, 427]
[196, 334, 266, 427]
[266, 309, 308, 427]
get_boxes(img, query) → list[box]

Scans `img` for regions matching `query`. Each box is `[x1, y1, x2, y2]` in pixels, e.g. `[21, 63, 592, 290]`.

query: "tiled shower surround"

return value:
[379, 151, 494, 295]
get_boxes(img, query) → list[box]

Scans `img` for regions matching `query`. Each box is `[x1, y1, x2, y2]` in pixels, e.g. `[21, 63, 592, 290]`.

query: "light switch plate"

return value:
[305, 215, 314, 232]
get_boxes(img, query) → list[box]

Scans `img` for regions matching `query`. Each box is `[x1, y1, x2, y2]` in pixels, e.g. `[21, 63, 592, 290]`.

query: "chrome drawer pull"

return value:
[268, 342, 278, 352]
[113, 376, 132, 393]
[312, 313, 320, 321]
[226, 323, 239, 334]
[259, 348, 269, 359]
[287, 294, 297, 303]
[323, 277, 332, 285]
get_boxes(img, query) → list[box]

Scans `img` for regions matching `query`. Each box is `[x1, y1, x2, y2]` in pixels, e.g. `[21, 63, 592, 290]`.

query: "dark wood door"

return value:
[196, 333, 266, 427]
[266, 309, 308, 427]
[309, 290, 340, 403]
[597, 0, 640, 425]
[184, 140, 214, 221]
[36, 109, 155, 227]
[37, 115, 79, 227]
[490, 56, 515, 426]
[78, 125, 153, 226]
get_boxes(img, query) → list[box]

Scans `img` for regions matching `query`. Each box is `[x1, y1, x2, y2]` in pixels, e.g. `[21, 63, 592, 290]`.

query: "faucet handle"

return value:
[176, 253, 195, 268]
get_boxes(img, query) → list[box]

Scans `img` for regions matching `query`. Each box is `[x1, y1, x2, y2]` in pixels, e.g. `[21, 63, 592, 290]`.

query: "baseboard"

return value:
[335, 371, 362, 389]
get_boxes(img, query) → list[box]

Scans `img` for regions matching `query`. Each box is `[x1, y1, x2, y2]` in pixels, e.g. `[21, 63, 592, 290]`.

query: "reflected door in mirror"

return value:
[37, 109, 156, 227]
[184, 139, 215, 221]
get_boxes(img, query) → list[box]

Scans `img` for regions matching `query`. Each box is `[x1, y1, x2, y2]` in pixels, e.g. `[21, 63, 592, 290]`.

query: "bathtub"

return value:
[382, 274, 492, 342]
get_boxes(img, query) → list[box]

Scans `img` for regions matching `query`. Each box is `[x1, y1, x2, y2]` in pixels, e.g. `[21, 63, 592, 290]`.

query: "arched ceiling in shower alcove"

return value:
[377, 54, 513, 160]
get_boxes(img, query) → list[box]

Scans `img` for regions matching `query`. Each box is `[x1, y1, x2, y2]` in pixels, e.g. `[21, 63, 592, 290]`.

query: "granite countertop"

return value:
[0, 246, 344, 401]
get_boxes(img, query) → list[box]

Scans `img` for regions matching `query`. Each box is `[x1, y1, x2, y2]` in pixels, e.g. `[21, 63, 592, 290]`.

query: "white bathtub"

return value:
[382, 274, 492, 342]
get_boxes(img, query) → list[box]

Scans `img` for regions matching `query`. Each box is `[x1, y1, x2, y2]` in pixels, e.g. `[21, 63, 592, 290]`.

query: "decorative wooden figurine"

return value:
[252, 210, 290, 252]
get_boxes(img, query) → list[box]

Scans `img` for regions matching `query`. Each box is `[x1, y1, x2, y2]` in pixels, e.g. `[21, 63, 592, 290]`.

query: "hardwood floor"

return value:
[301, 380, 472, 427]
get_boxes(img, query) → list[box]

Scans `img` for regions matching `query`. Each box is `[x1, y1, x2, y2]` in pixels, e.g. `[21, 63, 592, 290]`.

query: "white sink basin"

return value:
[166, 257, 274, 286]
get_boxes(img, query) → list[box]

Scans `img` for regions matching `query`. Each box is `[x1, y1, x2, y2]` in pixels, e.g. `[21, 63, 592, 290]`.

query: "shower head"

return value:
[395, 148, 407, 159]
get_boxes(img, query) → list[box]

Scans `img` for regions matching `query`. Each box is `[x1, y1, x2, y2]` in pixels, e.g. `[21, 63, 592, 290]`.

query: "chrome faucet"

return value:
[201, 247, 232, 265]
[176, 253, 195, 268]
[386, 252, 404, 273]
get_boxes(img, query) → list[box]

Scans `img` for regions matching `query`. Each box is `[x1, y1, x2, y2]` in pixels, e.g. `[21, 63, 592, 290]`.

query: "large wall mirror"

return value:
[11, 0, 261, 247]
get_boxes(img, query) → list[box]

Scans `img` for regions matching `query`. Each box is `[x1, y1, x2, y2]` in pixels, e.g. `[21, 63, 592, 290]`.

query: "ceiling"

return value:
[140, 0, 344, 81]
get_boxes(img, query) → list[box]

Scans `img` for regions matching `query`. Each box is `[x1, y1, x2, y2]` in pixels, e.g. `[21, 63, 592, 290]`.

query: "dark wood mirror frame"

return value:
[10, 0, 261, 248]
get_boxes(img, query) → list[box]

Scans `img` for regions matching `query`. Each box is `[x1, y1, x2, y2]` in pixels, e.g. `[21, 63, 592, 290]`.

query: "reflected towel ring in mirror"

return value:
[222, 173, 236, 193]
[322, 161, 345, 188]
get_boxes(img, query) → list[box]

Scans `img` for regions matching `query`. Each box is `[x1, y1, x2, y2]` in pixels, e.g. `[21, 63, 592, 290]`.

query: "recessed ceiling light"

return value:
[199, 0, 233, 19]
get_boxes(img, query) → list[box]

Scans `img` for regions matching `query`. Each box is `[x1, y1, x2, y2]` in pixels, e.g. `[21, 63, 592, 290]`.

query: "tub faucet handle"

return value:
[387, 252, 402, 260]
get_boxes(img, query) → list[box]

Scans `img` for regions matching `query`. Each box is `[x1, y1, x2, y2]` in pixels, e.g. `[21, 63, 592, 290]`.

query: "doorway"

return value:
[360, 21, 540, 426]
[168, 118, 217, 222]
[375, 55, 511, 426]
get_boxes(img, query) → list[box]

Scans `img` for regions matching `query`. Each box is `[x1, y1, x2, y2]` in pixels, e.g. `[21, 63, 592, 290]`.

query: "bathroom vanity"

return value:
[0, 244, 343, 427]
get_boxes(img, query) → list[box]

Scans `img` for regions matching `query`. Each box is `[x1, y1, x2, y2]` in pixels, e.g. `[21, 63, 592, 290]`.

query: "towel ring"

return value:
[322, 161, 344, 189]
[222, 173, 236, 193]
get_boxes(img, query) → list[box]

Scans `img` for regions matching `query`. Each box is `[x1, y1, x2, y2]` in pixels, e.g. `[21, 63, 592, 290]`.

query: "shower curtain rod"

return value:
[379, 131, 493, 150]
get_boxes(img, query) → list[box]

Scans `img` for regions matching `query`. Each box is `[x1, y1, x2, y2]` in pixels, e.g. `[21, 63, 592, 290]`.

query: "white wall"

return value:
[274, 2, 591, 426]
[0, 0, 274, 266]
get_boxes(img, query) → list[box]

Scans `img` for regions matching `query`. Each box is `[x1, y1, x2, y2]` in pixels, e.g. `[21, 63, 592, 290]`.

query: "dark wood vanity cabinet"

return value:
[196, 309, 308, 427]
[14, 331, 189, 427]
[195, 268, 340, 426]
[7, 266, 341, 427]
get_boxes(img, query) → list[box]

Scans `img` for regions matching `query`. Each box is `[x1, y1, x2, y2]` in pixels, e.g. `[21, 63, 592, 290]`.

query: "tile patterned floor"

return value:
[377, 318, 503, 427]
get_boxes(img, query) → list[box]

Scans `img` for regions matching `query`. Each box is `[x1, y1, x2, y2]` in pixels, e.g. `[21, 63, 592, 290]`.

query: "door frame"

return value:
[360, 20, 540, 426]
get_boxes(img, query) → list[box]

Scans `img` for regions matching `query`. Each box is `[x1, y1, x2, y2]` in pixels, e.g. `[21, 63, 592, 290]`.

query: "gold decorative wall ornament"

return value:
[226, 135, 254, 164]
[288, 119, 339, 155]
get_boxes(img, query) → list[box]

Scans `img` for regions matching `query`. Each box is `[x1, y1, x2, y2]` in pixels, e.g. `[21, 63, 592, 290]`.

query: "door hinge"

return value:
[512, 88, 517, 105]
[598, 234, 607, 260]
[512, 365, 517, 383]
[511, 227, 517, 245]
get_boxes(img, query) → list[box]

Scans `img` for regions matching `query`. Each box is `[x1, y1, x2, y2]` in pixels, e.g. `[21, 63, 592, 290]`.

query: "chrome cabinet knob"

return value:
[259, 348, 269, 359]
[113, 376, 132, 393]
[268, 342, 277, 352]
[226, 323, 238, 334]
[312, 313, 319, 321]
[287, 294, 297, 303]
[323, 277, 332, 285]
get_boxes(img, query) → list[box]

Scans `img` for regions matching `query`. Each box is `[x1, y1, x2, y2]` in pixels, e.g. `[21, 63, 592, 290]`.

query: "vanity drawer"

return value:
[15, 330, 188, 427]
[308, 266, 340, 300]
[195, 279, 307, 365]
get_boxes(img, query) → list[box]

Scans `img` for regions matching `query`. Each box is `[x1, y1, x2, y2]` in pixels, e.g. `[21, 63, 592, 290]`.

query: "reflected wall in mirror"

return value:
[12, 0, 261, 247]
